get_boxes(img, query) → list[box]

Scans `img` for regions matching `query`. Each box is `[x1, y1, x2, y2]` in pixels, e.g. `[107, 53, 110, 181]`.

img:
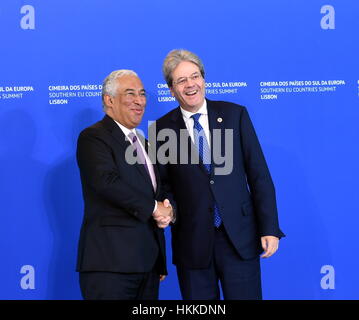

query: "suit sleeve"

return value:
[76, 129, 155, 223]
[239, 107, 285, 238]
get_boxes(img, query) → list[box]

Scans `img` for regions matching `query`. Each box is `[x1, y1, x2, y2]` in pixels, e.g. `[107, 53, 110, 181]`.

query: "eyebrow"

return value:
[124, 88, 146, 93]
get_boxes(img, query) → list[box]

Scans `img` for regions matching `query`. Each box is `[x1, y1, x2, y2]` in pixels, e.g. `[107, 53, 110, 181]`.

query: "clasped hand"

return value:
[152, 199, 173, 228]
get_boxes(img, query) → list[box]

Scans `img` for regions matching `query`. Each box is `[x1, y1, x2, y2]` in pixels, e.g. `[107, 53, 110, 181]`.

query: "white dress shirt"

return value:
[180, 100, 211, 149]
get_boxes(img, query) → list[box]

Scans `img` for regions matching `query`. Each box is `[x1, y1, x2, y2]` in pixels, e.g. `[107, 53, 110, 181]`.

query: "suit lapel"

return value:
[170, 106, 187, 130]
[207, 99, 225, 177]
[101, 115, 154, 191]
[102, 115, 130, 150]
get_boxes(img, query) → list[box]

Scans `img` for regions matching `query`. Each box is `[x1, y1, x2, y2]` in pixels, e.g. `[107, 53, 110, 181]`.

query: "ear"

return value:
[169, 87, 175, 97]
[103, 94, 113, 108]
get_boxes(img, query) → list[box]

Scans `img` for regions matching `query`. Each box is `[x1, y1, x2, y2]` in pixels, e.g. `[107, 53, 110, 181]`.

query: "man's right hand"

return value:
[153, 199, 173, 228]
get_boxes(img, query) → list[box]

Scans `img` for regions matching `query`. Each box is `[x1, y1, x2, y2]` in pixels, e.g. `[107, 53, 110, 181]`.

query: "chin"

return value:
[187, 97, 203, 108]
[189, 102, 202, 110]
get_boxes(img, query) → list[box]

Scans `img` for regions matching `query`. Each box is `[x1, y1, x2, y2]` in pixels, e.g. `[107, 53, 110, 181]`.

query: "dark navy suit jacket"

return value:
[76, 115, 167, 274]
[154, 99, 284, 269]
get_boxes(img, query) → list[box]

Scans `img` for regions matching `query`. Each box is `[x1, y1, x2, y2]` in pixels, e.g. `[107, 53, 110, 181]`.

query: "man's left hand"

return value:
[260, 236, 279, 258]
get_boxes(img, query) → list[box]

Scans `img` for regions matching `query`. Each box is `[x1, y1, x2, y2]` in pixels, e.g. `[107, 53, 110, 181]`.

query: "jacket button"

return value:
[210, 180, 214, 184]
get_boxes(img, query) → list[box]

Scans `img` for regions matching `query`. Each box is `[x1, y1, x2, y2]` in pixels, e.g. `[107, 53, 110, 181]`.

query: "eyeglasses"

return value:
[173, 73, 202, 86]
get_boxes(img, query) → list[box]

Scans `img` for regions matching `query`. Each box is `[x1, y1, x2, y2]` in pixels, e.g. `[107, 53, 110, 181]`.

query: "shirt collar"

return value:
[113, 120, 136, 140]
[180, 99, 207, 120]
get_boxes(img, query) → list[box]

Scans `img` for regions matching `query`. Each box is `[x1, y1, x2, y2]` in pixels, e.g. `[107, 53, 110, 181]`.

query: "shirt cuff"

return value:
[153, 200, 158, 214]
[170, 207, 176, 223]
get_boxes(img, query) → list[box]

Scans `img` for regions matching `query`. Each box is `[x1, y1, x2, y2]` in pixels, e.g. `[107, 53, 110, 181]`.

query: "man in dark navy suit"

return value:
[76, 70, 172, 300]
[153, 50, 285, 300]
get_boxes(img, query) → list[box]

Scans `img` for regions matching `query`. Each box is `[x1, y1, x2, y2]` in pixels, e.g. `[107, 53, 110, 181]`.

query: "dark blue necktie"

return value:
[191, 113, 222, 228]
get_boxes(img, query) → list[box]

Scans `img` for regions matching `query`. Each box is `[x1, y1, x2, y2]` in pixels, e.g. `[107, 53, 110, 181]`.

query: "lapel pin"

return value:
[217, 117, 223, 123]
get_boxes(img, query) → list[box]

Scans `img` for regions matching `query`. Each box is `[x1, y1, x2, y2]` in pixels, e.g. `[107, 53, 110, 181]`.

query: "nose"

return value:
[185, 78, 196, 87]
[133, 94, 146, 106]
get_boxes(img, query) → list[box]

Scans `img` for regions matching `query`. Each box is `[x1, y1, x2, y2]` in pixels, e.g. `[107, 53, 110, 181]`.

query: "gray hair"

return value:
[162, 49, 205, 87]
[102, 69, 138, 108]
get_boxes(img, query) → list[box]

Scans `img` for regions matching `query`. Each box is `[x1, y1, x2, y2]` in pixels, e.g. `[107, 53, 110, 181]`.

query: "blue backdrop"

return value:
[1, 0, 358, 300]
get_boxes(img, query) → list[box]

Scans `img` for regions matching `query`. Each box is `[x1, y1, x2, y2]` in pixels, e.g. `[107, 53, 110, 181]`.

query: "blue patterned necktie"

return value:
[191, 113, 222, 227]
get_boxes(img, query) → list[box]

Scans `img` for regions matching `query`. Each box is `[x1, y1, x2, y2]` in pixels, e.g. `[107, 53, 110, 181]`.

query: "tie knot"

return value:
[191, 113, 201, 122]
[128, 132, 137, 143]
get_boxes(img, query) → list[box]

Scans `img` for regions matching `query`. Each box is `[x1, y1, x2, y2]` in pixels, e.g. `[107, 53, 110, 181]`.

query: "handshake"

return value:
[152, 199, 174, 229]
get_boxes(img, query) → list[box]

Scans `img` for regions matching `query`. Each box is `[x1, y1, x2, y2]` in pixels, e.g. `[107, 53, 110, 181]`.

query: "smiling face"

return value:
[104, 75, 146, 129]
[170, 61, 205, 113]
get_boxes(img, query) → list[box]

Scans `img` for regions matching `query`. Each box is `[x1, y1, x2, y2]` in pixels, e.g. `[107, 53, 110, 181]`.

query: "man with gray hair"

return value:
[154, 49, 285, 300]
[76, 69, 172, 299]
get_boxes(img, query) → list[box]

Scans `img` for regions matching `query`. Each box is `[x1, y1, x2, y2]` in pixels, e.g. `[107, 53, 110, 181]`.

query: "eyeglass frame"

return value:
[118, 89, 147, 100]
[172, 72, 203, 87]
